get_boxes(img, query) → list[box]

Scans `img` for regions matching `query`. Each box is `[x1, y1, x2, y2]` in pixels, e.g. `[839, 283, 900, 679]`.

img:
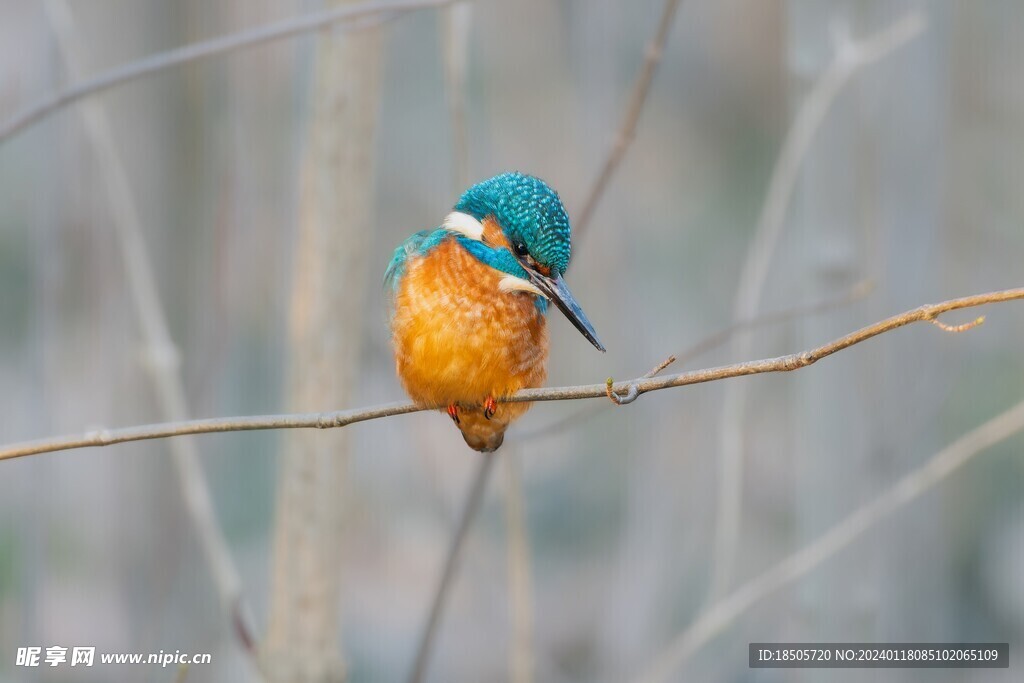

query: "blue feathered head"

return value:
[454, 172, 572, 276]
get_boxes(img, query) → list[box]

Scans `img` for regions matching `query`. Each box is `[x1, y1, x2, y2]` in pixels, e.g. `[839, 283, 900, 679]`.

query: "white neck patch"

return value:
[442, 211, 485, 241]
[443, 211, 544, 299]
[498, 274, 547, 299]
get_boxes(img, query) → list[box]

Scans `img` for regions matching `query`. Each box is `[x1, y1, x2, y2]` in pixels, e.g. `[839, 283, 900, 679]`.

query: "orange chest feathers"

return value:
[390, 236, 550, 408]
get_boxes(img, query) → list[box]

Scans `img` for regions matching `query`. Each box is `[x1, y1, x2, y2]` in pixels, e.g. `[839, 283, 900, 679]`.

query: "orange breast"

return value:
[390, 235, 549, 449]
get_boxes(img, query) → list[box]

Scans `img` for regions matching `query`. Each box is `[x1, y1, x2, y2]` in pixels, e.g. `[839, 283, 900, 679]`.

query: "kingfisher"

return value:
[385, 172, 605, 452]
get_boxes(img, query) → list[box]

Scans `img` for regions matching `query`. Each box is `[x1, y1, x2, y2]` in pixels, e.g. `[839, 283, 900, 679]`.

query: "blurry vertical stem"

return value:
[575, 0, 683, 238]
[440, 6, 537, 679]
[634, 398, 1024, 683]
[410, 452, 496, 683]
[262, 1, 382, 681]
[442, 5, 536, 678]
[440, 2, 472, 192]
[42, 0, 257, 659]
[503, 451, 535, 683]
[706, 11, 925, 602]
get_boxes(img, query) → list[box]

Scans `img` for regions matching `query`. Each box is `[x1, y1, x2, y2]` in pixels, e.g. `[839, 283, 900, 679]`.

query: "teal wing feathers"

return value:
[384, 230, 431, 295]
[385, 228, 463, 294]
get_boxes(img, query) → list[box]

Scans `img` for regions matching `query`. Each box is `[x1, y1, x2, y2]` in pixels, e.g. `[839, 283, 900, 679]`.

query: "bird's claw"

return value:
[483, 396, 497, 420]
[447, 403, 460, 425]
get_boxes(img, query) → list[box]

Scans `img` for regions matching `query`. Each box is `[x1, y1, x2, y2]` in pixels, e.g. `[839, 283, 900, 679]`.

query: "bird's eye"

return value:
[513, 242, 528, 257]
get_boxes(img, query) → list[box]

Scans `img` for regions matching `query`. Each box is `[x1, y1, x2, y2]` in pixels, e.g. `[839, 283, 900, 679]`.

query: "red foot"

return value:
[483, 396, 497, 420]
[447, 403, 460, 425]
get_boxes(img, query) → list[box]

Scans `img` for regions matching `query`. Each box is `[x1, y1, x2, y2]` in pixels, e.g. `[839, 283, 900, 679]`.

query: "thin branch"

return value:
[631, 397, 1024, 683]
[710, 10, 925, 601]
[0, 287, 1020, 461]
[409, 452, 497, 683]
[574, 0, 684, 237]
[42, 0, 257, 660]
[931, 315, 984, 333]
[0, 402, 421, 460]
[0, 0, 460, 146]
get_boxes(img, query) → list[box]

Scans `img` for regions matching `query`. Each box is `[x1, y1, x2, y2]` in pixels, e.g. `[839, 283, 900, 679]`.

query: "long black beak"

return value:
[525, 269, 606, 352]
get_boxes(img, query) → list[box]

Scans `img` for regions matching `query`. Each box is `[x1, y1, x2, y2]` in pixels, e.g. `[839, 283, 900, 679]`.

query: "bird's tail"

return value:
[458, 412, 507, 452]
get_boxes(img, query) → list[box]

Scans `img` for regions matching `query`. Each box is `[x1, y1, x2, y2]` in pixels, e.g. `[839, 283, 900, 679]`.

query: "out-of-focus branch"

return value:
[631, 397, 1024, 683]
[42, 0, 256, 660]
[676, 279, 875, 368]
[409, 452, 497, 683]
[574, 0, 684, 237]
[710, 11, 925, 601]
[439, 2, 472, 193]
[439, 8, 535, 679]
[2, 287, 1020, 461]
[503, 451, 535, 683]
[261, 0, 383, 679]
[0, 0, 460, 146]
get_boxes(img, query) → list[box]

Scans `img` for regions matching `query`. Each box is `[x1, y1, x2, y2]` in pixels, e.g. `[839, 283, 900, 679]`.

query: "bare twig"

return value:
[709, 11, 925, 601]
[1, 287, 1020, 461]
[607, 348, 719, 403]
[931, 315, 984, 333]
[606, 377, 640, 406]
[606, 354, 678, 404]
[644, 355, 677, 378]
[632, 397, 1024, 683]
[0, 402, 420, 460]
[42, 0, 256, 659]
[575, 0, 684, 237]
[0, 0, 460, 146]
[409, 452, 497, 683]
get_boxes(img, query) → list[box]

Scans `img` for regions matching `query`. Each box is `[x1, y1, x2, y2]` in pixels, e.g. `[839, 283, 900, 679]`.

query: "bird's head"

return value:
[447, 172, 605, 352]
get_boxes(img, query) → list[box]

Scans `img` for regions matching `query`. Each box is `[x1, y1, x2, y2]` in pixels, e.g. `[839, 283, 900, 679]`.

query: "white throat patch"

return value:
[442, 211, 485, 241]
[498, 274, 547, 299]
[442, 211, 545, 299]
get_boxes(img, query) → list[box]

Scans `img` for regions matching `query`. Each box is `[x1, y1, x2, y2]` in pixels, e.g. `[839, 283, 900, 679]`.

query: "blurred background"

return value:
[0, 0, 1022, 681]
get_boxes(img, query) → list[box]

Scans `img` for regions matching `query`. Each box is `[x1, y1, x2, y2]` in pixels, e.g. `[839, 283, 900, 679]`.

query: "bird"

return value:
[385, 172, 605, 452]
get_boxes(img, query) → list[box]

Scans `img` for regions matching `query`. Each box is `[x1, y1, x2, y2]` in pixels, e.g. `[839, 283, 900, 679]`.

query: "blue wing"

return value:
[384, 230, 429, 294]
[384, 228, 456, 296]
